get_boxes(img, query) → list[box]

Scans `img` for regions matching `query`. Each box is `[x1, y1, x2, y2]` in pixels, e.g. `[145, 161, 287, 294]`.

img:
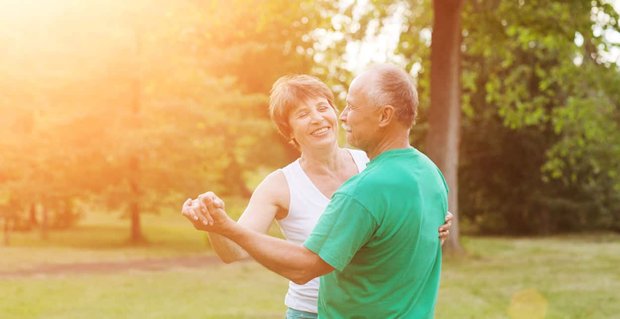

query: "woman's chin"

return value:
[305, 136, 337, 149]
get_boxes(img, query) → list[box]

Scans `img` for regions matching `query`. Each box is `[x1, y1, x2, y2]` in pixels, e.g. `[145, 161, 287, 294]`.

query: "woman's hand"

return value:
[439, 211, 453, 245]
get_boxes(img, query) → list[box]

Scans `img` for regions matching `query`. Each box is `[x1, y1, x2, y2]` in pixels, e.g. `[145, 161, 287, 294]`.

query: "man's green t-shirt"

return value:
[304, 147, 449, 319]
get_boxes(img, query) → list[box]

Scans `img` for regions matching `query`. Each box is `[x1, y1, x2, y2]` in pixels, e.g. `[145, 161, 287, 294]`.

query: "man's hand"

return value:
[181, 192, 233, 233]
[439, 211, 454, 245]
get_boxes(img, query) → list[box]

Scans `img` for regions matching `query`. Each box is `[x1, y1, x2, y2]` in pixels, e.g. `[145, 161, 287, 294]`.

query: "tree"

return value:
[0, 0, 329, 243]
[425, 0, 465, 253]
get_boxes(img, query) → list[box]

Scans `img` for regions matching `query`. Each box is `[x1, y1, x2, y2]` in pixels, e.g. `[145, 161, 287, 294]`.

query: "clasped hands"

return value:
[181, 192, 232, 233]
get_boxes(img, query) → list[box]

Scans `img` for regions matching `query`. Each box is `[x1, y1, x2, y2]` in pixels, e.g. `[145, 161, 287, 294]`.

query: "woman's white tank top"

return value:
[277, 149, 369, 313]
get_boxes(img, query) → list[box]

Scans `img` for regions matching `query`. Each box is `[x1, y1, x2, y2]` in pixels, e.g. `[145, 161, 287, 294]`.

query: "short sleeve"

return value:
[303, 193, 378, 271]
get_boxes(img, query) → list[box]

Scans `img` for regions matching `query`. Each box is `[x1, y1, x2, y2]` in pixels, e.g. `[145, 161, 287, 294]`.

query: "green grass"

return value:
[1, 211, 619, 318]
[436, 235, 620, 319]
[1, 263, 288, 319]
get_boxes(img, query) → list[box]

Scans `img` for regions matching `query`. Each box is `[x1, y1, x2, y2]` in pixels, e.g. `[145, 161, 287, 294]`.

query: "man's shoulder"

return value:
[338, 149, 444, 195]
[343, 161, 375, 183]
[334, 164, 386, 201]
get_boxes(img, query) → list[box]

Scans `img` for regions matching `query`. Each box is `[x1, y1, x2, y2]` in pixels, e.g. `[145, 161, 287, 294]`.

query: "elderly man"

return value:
[186, 64, 448, 318]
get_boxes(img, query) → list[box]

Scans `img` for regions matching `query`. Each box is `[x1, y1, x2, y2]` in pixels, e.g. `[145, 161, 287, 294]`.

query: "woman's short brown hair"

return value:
[269, 74, 336, 143]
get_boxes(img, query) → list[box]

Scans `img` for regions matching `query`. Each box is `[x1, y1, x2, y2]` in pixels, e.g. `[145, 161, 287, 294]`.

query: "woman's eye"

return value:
[297, 112, 309, 118]
[318, 105, 329, 111]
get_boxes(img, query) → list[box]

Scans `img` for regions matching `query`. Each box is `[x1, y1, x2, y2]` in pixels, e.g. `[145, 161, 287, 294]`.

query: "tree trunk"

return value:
[3, 213, 9, 246]
[128, 23, 145, 244]
[223, 146, 252, 198]
[426, 0, 465, 254]
[29, 203, 37, 229]
[129, 195, 143, 243]
[41, 205, 49, 240]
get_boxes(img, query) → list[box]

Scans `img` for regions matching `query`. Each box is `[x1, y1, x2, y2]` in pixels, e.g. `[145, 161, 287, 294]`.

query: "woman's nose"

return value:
[309, 110, 322, 122]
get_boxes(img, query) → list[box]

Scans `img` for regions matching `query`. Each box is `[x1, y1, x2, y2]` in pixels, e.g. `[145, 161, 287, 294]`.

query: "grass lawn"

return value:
[436, 234, 620, 319]
[1, 263, 288, 319]
[1, 211, 619, 318]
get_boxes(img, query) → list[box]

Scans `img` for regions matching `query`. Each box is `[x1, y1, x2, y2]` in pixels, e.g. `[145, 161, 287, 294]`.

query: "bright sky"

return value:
[604, 0, 620, 64]
[337, 0, 620, 73]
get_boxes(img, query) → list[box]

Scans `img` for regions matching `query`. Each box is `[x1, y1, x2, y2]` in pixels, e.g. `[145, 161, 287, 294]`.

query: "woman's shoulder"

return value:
[248, 168, 290, 213]
[257, 169, 289, 193]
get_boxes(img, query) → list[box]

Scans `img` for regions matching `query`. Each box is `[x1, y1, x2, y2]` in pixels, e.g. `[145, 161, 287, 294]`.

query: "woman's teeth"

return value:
[311, 127, 329, 136]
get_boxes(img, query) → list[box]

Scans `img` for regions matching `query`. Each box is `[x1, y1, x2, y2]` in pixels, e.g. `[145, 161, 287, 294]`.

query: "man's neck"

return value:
[365, 131, 412, 160]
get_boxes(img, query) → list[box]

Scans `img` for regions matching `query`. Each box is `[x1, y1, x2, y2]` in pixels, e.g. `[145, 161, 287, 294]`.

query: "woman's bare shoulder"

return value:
[251, 169, 290, 209]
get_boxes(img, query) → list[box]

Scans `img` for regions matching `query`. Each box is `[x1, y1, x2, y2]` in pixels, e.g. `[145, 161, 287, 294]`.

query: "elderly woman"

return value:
[182, 74, 452, 319]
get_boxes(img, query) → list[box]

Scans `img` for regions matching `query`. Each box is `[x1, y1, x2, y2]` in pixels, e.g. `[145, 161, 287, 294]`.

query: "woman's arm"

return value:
[185, 170, 290, 263]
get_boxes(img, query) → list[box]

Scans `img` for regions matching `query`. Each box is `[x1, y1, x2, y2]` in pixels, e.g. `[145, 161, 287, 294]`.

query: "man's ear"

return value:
[378, 105, 395, 127]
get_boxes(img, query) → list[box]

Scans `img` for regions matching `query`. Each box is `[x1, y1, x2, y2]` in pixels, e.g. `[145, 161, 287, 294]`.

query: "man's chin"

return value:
[345, 135, 358, 148]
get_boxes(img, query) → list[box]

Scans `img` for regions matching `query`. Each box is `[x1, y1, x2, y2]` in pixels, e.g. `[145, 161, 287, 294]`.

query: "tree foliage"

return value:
[459, 0, 620, 233]
[0, 0, 324, 241]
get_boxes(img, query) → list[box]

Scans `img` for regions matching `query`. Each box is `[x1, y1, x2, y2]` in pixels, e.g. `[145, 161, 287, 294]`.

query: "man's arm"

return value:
[186, 192, 334, 284]
[222, 221, 334, 284]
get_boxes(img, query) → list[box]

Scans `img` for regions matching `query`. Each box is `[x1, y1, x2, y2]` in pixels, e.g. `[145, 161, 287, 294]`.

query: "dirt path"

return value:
[0, 255, 231, 278]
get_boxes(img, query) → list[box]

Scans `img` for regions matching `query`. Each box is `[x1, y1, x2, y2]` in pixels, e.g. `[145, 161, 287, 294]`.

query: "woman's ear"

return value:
[288, 137, 300, 150]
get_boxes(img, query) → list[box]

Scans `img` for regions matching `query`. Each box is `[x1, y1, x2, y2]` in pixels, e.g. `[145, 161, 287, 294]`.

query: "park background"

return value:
[1, 0, 619, 318]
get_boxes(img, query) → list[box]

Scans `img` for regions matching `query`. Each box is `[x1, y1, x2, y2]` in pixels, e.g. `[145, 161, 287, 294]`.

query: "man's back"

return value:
[305, 147, 449, 318]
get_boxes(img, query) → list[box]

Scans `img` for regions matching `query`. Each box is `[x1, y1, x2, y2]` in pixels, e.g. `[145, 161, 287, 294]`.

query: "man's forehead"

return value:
[347, 80, 369, 102]
[350, 71, 376, 92]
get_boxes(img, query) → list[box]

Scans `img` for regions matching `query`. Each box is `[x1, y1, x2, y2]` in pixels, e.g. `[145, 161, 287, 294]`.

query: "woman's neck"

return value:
[299, 144, 347, 174]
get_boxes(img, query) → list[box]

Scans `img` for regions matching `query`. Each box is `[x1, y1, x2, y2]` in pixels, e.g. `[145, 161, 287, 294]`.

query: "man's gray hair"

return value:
[368, 64, 419, 127]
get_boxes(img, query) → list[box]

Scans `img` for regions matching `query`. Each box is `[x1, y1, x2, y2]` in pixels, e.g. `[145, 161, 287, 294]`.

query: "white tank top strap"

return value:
[346, 148, 369, 171]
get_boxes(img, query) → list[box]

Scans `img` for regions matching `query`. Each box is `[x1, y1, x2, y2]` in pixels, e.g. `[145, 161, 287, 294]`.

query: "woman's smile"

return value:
[310, 126, 331, 137]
